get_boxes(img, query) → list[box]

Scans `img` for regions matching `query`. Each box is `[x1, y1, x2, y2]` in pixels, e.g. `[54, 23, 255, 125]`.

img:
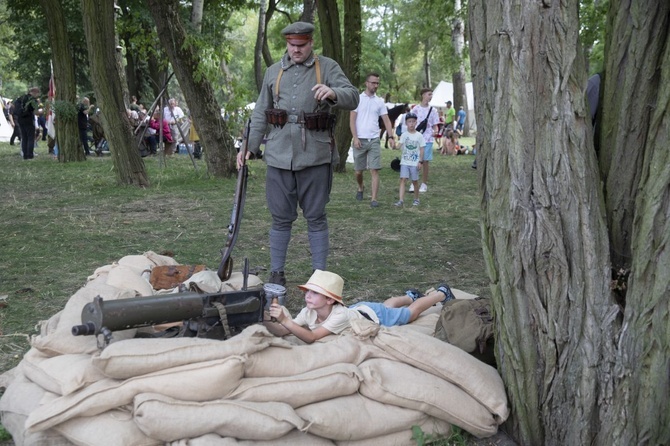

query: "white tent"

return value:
[429, 81, 476, 131]
[0, 100, 14, 142]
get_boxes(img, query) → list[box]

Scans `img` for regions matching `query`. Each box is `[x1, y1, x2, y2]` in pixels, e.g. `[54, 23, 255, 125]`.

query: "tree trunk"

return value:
[300, 0, 316, 23]
[147, 0, 236, 177]
[39, 0, 83, 163]
[191, 0, 204, 33]
[598, 1, 669, 271]
[469, 1, 618, 444]
[81, 0, 149, 187]
[423, 46, 431, 88]
[254, 0, 267, 93]
[451, 0, 469, 136]
[597, 2, 670, 444]
[318, 0, 360, 172]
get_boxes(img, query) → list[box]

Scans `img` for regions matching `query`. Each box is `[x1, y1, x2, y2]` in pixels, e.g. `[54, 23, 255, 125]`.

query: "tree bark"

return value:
[254, 0, 267, 93]
[318, 0, 360, 172]
[191, 0, 204, 33]
[469, 1, 617, 444]
[597, 3, 670, 444]
[451, 0, 469, 136]
[81, 0, 149, 187]
[39, 0, 83, 163]
[598, 1, 670, 271]
[147, 0, 236, 177]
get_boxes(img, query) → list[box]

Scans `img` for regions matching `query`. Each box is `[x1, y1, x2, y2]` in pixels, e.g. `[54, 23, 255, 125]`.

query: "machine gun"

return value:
[72, 264, 267, 347]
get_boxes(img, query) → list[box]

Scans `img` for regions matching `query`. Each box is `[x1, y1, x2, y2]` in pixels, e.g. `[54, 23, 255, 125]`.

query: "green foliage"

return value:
[411, 425, 469, 445]
[579, 0, 609, 74]
[52, 100, 78, 121]
[0, 424, 12, 441]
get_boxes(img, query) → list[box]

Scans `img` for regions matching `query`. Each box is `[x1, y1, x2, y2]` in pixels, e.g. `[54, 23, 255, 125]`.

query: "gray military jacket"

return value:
[248, 52, 359, 171]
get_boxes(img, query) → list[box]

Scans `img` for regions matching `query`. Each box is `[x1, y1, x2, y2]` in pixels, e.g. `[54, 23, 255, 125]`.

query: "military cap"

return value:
[282, 22, 315, 44]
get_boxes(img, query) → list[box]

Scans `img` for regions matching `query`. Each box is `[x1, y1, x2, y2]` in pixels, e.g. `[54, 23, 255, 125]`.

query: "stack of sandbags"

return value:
[0, 254, 509, 445]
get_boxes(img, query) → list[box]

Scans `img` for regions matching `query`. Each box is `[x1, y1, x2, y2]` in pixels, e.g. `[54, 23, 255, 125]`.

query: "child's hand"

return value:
[269, 304, 287, 323]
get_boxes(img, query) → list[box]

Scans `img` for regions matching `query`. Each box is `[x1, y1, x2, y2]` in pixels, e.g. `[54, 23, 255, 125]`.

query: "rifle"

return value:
[218, 119, 251, 281]
[72, 263, 266, 348]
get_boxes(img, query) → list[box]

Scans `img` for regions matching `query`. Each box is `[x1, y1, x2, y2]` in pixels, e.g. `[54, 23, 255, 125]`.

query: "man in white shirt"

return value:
[163, 98, 185, 149]
[350, 73, 395, 208]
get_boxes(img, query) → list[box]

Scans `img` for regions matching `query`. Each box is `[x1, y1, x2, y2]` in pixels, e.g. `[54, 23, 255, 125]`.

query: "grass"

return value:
[0, 138, 487, 442]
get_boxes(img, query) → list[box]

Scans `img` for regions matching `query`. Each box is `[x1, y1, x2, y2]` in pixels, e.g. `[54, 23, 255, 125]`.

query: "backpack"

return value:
[434, 298, 496, 367]
[13, 95, 33, 120]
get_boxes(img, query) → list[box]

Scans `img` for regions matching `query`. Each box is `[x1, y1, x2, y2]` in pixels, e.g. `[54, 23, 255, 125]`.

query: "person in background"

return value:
[410, 88, 440, 193]
[163, 98, 184, 154]
[350, 72, 396, 208]
[394, 112, 424, 207]
[444, 100, 456, 131]
[456, 105, 466, 134]
[17, 87, 41, 160]
[77, 97, 93, 156]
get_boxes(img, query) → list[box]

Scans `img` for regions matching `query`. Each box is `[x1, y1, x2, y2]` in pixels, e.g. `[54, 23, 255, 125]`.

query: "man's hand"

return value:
[236, 149, 251, 170]
[352, 137, 361, 149]
[312, 84, 335, 102]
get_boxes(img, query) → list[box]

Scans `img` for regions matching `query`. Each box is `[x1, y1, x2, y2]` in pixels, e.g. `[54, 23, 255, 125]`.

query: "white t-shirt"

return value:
[163, 105, 185, 125]
[353, 93, 387, 139]
[292, 304, 361, 335]
[399, 131, 425, 167]
[411, 104, 440, 143]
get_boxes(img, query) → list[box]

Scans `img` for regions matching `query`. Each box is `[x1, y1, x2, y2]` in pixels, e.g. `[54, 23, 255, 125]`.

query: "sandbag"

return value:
[22, 349, 106, 396]
[26, 356, 245, 433]
[30, 274, 137, 357]
[359, 358, 498, 438]
[228, 363, 363, 408]
[150, 265, 207, 290]
[117, 254, 157, 273]
[221, 271, 263, 291]
[107, 264, 155, 296]
[133, 393, 305, 442]
[355, 320, 509, 422]
[54, 409, 160, 446]
[296, 393, 427, 441]
[92, 325, 277, 379]
[245, 335, 366, 377]
[143, 250, 180, 267]
[168, 430, 334, 445]
[335, 416, 451, 446]
[0, 373, 73, 446]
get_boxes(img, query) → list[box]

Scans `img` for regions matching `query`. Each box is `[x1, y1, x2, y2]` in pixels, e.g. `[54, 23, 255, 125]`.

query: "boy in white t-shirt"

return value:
[395, 112, 425, 207]
[265, 270, 360, 343]
[265, 270, 457, 341]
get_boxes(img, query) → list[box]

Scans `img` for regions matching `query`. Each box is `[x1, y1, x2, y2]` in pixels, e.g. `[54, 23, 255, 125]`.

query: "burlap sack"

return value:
[228, 363, 363, 408]
[143, 250, 180, 266]
[423, 287, 478, 300]
[397, 312, 439, 336]
[22, 349, 106, 396]
[30, 274, 137, 357]
[92, 325, 278, 379]
[355, 321, 509, 422]
[221, 271, 263, 291]
[359, 358, 498, 438]
[26, 356, 246, 433]
[295, 393, 427, 441]
[107, 264, 155, 296]
[54, 409, 160, 446]
[133, 393, 306, 442]
[335, 416, 451, 446]
[117, 254, 156, 273]
[182, 270, 222, 293]
[0, 373, 73, 445]
[169, 430, 335, 445]
[245, 335, 366, 377]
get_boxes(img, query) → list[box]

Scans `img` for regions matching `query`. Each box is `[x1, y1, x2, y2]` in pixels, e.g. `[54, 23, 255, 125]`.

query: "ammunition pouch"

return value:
[265, 108, 288, 128]
[304, 111, 336, 132]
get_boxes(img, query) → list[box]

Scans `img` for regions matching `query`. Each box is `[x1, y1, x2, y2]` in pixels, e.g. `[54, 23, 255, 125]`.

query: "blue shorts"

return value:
[352, 302, 411, 326]
[400, 164, 420, 181]
[423, 142, 434, 161]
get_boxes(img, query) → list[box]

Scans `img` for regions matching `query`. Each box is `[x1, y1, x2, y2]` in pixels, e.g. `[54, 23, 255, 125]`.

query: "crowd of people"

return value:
[2, 87, 198, 160]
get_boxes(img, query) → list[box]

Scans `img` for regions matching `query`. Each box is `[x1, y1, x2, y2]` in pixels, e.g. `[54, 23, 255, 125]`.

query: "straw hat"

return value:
[298, 270, 344, 304]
